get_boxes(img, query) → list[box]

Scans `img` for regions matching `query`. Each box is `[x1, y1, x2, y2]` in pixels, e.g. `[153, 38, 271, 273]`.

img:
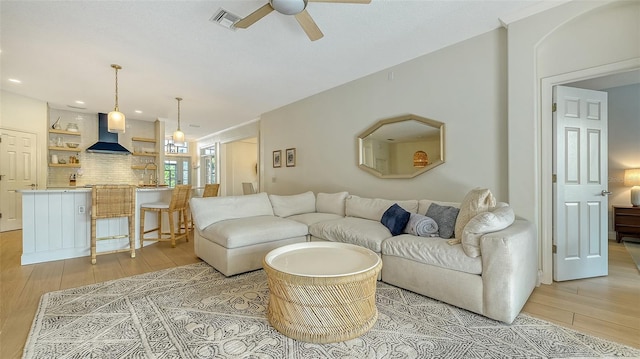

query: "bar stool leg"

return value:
[183, 208, 190, 241]
[128, 216, 136, 258]
[91, 217, 97, 265]
[139, 208, 146, 247]
[157, 211, 162, 239]
[169, 210, 176, 248]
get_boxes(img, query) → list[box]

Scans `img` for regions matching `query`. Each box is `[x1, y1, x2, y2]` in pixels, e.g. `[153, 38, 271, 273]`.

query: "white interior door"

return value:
[553, 86, 608, 281]
[0, 129, 38, 232]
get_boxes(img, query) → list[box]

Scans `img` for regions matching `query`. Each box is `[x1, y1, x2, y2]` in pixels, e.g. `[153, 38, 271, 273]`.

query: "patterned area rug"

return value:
[623, 240, 640, 271]
[24, 262, 640, 358]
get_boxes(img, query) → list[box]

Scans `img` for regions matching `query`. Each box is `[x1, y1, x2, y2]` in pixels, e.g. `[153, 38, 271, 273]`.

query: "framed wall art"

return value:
[273, 150, 282, 168]
[286, 148, 296, 167]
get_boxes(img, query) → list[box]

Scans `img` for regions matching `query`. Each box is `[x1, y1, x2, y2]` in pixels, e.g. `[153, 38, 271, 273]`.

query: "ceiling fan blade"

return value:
[234, 3, 274, 29]
[294, 10, 323, 41]
[308, 0, 371, 3]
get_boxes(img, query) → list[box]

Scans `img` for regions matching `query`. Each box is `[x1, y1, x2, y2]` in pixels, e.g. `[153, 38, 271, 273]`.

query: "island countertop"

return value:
[18, 187, 172, 193]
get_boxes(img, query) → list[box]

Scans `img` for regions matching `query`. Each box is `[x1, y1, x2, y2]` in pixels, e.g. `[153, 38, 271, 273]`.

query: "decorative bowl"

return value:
[66, 123, 79, 132]
[66, 142, 80, 148]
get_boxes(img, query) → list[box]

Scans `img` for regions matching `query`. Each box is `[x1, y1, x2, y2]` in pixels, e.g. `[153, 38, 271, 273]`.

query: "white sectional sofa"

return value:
[190, 190, 538, 324]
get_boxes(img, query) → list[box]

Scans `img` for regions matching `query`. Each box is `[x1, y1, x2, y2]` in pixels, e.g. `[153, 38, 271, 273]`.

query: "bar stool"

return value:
[139, 185, 192, 248]
[91, 185, 136, 264]
[202, 183, 220, 197]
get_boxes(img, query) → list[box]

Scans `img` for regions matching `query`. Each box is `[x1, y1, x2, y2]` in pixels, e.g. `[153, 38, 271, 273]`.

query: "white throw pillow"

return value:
[454, 188, 496, 239]
[346, 195, 418, 221]
[462, 203, 514, 257]
[268, 191, 316, 217]
[316, 192, 349, 216]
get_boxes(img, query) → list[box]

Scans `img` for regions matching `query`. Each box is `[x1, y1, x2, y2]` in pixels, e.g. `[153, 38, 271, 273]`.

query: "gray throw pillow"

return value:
[426, 203, 460, 239]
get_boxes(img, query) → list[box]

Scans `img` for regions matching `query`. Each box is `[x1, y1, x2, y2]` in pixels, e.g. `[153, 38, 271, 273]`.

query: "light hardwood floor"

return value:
[1, 230, 638, 358]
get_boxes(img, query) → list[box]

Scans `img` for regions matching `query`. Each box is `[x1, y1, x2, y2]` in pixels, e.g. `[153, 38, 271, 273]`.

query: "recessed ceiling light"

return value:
[8, 78, 21, 83]
[135, 110, 142, 114]
[75, 100, 85, 104]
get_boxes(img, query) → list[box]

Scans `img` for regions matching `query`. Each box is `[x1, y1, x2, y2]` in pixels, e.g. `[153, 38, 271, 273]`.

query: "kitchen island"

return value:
[20, 187, 173, 265]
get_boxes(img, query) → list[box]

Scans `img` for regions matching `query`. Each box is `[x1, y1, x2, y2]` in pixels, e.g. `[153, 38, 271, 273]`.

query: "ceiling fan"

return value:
[234, 0, 371, 41]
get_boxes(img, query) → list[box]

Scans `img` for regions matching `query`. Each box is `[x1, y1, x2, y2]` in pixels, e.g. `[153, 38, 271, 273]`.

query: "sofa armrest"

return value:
[480, 219, 538, 323]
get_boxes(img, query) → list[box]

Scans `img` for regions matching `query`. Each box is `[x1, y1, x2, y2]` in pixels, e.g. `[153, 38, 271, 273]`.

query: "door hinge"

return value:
[552, 244, 557, 254]
[552, 174, 557, 183]
[552, 103, 557, 112]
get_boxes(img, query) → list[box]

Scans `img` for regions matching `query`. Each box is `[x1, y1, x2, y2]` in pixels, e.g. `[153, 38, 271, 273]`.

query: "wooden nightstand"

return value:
[612, 205, 640, 242]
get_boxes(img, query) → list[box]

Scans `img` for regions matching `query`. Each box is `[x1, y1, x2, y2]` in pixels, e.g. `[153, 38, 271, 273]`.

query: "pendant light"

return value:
[107, 64, 126, 133]
[413, 150, 428, 168]
[173, 97, 185, 145]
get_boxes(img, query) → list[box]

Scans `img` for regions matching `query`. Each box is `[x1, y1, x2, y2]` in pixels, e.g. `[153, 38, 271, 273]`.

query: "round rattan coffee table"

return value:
[263, 242, 382, 343]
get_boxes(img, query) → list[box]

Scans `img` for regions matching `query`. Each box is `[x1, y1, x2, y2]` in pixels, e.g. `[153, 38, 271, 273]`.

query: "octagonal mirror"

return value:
[358, 114, 445, 179]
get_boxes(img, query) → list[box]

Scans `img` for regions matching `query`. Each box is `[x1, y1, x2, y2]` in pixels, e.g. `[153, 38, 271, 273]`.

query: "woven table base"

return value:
[264, 257, 382, 343]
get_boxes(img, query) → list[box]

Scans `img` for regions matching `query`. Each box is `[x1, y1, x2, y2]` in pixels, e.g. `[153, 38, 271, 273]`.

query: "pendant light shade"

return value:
[413, 150, 428, 168]
[173, 97, 185, 145]
[108, 64, 126, 133]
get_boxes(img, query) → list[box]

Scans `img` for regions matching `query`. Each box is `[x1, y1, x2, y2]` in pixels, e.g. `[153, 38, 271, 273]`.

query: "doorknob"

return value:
[601, 190, 612, 196]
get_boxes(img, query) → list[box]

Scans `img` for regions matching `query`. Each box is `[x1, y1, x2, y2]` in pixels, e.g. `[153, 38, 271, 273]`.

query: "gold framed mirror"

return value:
[357, 114, 445, 179]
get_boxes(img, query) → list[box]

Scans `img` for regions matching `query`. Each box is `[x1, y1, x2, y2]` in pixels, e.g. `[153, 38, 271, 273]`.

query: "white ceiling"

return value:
[1, 0, 548, 141]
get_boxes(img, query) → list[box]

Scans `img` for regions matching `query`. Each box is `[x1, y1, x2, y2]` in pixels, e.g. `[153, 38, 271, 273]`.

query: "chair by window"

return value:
[203, 183, 220, 197]
[91, 185, 136, 264]
[242, 182, 256, 195]
[139, 185, 192, 248]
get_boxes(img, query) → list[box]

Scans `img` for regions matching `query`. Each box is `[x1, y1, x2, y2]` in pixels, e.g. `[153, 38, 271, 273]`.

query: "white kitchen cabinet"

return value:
[20, 187, 172, 265]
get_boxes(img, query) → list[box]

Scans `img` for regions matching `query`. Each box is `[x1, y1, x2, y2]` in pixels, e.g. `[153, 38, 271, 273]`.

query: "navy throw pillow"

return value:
[381, 203, 411, 236]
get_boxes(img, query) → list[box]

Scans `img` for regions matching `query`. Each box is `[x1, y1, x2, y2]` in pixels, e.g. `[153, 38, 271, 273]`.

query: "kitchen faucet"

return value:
[143, 161, 159, 187]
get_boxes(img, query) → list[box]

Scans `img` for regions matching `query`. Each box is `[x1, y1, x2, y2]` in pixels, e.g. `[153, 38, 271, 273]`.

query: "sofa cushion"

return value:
[309, 217, 392, 253]
[462, 203, 514, 257]
[316, 191, 349, 216]
[346, 195, 418, 221]
[198, 215, 308, 249]
[426, 203, 459, 239]
[381, 204, 411, 236]
[287, 212, 343, 226]
[268, 191, 316, 217]
[190, 193, 274, 231]
[455, 188, 496, 240]
[381, 234, 482, 275]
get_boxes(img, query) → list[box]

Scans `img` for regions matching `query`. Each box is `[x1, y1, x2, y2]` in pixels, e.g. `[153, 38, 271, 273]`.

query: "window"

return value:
[164, 158, 190, 187]
[201, 145, 217, 184]
[164, 139, 188, 154]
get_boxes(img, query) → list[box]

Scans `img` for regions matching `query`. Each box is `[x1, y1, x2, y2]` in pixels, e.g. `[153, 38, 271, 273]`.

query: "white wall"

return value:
[223, 139, 258, 196]
[260, 29, 508, 202]
[607, 83, 640, 216]
[506, 0, 640, 283]
[197, 120, 259, 195]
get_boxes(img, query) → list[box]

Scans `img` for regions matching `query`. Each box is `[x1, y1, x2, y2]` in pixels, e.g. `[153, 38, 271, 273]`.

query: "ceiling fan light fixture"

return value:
[270, 0, 307, 15]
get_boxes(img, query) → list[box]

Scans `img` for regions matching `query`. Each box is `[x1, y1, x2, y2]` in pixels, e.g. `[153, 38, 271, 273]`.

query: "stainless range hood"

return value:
[86, 113, 132, 155]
